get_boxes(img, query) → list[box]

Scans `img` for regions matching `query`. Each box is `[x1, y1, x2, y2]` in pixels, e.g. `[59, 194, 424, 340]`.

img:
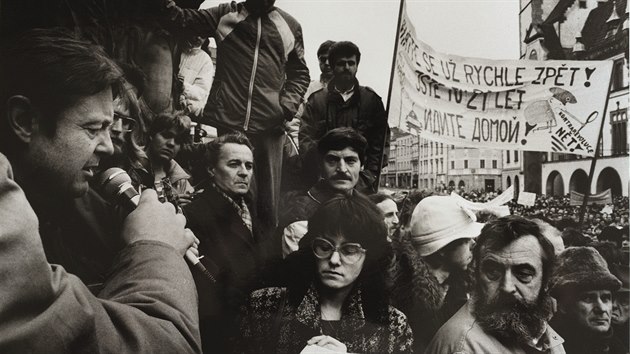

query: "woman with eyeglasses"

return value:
[236, 194, 413, 353]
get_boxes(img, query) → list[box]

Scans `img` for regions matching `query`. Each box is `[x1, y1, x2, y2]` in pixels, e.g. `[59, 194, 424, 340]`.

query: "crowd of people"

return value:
[0, 0, 628, 353]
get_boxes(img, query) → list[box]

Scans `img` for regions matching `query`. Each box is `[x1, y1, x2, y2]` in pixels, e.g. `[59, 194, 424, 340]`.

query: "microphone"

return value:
[95, 167, 216, 283]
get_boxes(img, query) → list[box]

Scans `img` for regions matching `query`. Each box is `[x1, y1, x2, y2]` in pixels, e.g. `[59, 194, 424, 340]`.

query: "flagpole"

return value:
[579, 67, 614, 224]
[377, 0, 405, 191]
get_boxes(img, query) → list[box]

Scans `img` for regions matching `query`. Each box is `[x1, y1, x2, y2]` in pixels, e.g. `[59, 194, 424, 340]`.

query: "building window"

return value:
[451, 161, 455, 169]
[464, 160, 468, 169]
[514, 150, 519, 162]
[506, 151, 510, 164]
[492, 160, 497, 168]
[612, 59, 627, 92]
[480, 159, 485, 168]
[611, 107, 628, 155]
[440, 158, 444, 173]
[440, 143, 444, 154]
[529, 50, 537, 60]
[578, 0, 587, 8]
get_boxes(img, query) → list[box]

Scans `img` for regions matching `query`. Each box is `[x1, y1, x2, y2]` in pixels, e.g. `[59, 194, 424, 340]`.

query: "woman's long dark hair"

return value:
[283, 193, 392, 324]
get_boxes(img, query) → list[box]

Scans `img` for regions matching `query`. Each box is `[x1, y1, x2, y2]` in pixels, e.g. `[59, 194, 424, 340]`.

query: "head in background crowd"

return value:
[472, 215, 556, 345]
[316, 127, 366, 193]
[202, 132, 254, 198]
[368, 193, 399, 241]
[316, 40, 336, 81]
[0, 28, 123, 198]
[550, 247, 621, 334]
[532, 217, 565, 255]
[146, 112, 191, 168]
[611, 265, 629, 327]
[328, 41, 361, 90]
[410, 195, 483, 273]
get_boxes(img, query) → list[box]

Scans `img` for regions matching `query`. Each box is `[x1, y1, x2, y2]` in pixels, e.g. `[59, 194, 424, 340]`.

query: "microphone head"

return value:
[95, 167, 133, 200]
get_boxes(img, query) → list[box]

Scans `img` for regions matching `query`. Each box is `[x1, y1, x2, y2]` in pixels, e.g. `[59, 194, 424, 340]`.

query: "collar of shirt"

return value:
[333, 85, 355, 102]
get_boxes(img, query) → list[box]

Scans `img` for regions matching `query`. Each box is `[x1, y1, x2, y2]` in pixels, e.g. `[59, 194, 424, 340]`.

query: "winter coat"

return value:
[0, 153, 201, 353]
[551, 314, 626, 354]
[299, 80, 390, 180]
[426, 302, 566, 354]
[238, 285, 414, 354]
[160, 0, 310, 133]
[183, 183, 268, 353]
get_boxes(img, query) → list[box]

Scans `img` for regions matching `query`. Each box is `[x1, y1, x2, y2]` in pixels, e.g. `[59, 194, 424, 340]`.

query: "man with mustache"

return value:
[183, 133, 263, 353]
[549, 247, 625, 354]
[426, 215, 566, 354]
[299, 41, 389, 194]
[278, 127, 366, 258]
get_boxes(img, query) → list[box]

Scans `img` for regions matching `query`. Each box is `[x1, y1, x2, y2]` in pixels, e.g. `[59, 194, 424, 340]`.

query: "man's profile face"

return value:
[111, 98, 130, 156]
[332, 55, 358, 84]
[211, 143, 253, 197]
[565, 290, 613, 333]
[27, 89, 114, 197]
[376, 198, 399, 238]
[321, 147, 361, 193]
[478, 235, 544, 304]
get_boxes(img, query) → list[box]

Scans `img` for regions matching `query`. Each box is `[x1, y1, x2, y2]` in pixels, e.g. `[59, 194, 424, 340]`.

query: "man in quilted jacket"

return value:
[158, 0, 310, 235]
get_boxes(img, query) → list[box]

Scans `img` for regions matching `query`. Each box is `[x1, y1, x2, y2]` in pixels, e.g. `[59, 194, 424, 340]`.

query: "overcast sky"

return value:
[201, 0, 521, 101]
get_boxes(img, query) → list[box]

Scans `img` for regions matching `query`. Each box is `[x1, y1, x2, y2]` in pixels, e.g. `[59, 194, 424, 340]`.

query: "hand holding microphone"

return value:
[95, 168, 215, 282]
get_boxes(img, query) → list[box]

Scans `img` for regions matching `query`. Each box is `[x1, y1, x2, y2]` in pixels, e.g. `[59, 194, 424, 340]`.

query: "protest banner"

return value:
[569, 189, 612, 206]
[387, 2, 613, 156]
[517, 191, 537, 207]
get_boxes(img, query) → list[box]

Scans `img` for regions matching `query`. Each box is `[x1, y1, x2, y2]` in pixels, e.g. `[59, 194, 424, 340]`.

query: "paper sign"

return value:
[517, 192, 537, 206]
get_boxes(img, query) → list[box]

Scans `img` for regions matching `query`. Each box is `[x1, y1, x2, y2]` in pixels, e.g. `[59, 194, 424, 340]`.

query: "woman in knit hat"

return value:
[549, 247, 625, 354]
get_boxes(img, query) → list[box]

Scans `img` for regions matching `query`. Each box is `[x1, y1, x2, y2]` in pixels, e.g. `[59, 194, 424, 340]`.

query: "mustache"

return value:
[330, 173, 352, 181]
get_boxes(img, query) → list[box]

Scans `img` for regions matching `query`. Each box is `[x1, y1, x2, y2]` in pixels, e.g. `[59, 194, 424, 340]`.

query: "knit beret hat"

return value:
[409, 195, 483, 256]
[549, 246, 622, 297]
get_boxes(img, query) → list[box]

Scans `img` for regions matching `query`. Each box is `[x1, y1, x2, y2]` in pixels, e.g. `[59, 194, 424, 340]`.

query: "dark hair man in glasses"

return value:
[277, 127, 367, 258]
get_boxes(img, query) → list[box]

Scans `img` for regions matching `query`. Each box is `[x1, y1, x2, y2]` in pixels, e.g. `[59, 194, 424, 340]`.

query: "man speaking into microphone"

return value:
[0, 29, 201, 353]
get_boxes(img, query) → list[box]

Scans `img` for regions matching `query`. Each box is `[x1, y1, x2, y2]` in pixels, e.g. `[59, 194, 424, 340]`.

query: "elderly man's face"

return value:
[473, 235, 553, 343]
[563, 290, 613, 333]
[478, 235, 544, 303]
[376, 198, 399, 239]
[26, 89, 114, 197]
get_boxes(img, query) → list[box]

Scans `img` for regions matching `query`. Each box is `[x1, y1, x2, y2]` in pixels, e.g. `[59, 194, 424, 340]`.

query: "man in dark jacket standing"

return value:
[183, 133, 266, 353]
[299, 41, 390, 194]
[158, 0, 310, 234]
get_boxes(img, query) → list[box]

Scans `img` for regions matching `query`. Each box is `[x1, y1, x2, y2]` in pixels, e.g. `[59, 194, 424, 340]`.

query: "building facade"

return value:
[520, 0, 629, 196]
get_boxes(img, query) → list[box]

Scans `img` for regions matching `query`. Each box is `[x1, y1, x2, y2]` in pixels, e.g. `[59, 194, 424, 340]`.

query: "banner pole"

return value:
[579, 68, 614, 224]
[377, 0, 405, 191]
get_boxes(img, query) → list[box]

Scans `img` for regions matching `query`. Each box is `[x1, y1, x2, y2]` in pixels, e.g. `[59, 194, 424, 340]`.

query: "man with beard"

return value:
[549, 247, 625, 354]
[278, 127, 366, 258]
[368, 193, 400, 241]
[299, 41, 389, 194]
[426, 215, 565, 354]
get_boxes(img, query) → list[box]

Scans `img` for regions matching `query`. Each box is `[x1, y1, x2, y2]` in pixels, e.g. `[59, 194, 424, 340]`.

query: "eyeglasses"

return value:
[312, 237, 366, 264]
[109, 112, 136, 133]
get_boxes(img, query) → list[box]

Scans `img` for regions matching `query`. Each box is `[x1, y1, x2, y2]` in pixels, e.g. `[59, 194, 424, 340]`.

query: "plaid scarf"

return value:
[213, 183, 253, 235]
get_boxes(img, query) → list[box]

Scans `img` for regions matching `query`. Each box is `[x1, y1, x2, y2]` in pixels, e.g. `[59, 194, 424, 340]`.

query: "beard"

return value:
[472, 289, 555, 345]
